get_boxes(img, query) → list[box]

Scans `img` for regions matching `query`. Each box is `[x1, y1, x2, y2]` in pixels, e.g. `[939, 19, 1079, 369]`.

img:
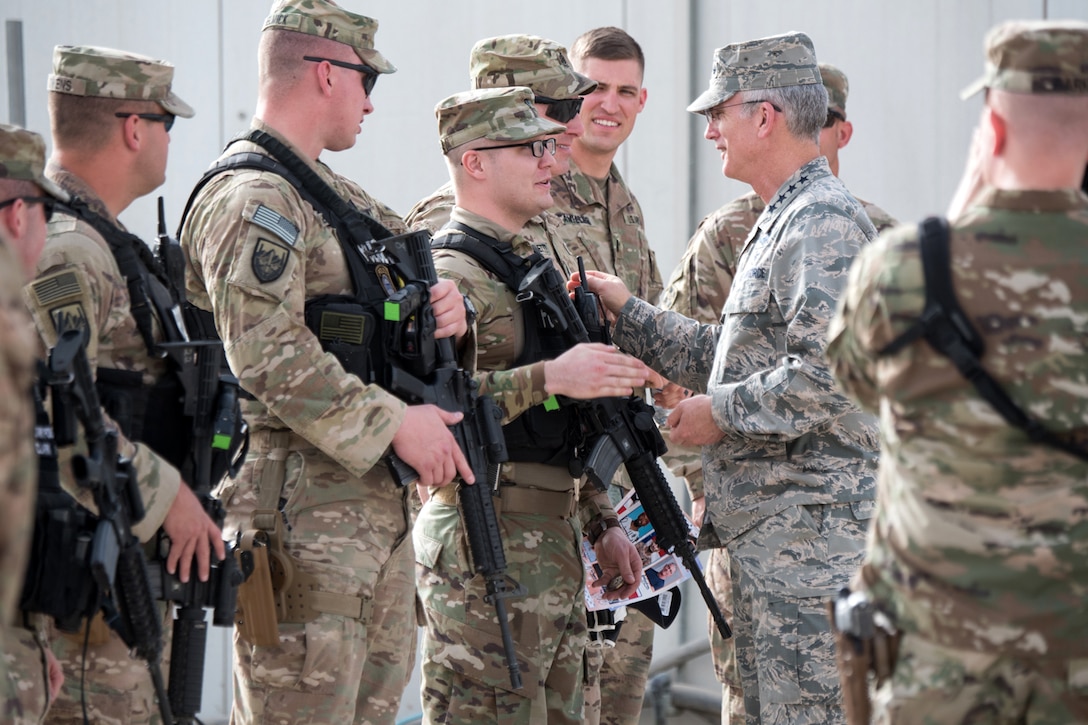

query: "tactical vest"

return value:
[433, 224, 580, 467]
[179, 130, 421, 389]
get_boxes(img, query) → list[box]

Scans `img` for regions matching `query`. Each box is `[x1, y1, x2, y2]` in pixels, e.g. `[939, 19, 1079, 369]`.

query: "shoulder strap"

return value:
[433, 222, 539, 292]
[879, 216, 1088, 462]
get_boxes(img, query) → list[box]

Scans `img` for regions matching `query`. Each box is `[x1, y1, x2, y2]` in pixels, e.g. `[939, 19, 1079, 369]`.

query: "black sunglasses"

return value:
[303, 55, 378, 97]
[114, 112, 176, 132]
[0, 195, 56, 222]
[534, 95, 583, 124]
[823, 109, 845, 128]
[476, 137, 557, 158]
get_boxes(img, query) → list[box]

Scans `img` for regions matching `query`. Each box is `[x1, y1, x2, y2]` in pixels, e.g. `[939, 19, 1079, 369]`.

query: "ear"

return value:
[0, 199, 28, 240]
[459, 148, 487, 179]
[636, 87, 648, 114]
[118, 113, 141, 152]
[837, 120, 854, 149]
[986, 106, 1007, 156]
[309, 59, 336, 98]
[756, 103, 777, 139]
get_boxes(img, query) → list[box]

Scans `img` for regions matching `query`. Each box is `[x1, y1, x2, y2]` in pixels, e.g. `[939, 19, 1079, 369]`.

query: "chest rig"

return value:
[433, 223, 580, 468]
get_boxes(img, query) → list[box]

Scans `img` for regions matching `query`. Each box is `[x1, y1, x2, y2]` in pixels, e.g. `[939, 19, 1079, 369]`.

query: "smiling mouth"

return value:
[592, 119, 620, 128]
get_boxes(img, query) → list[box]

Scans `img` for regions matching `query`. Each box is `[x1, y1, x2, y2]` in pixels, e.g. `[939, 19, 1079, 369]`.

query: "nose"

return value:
[704, 119, 717, 141]
[540, 149, 557, 169]
[362, 94, 374, 115]
[565, 113, 585, 138]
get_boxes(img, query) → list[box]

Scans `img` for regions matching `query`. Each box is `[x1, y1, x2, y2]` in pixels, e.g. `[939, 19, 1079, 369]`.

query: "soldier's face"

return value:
[135, 106, 171, 195]
[480, 137, 558, 223]
[327, 60, 375, 152]
[703, 99, 754, 183]
[574, 57, 646, 158]
[536, 101, 584, 176]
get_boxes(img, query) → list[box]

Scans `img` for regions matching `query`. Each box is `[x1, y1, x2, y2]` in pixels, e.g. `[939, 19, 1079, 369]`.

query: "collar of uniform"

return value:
[46, 159, 120, 226]
[756, 156, 832, 235]
[554, 158, 625, 210]
[449, 205, 521, 246]
[971, 186, 1088, 214]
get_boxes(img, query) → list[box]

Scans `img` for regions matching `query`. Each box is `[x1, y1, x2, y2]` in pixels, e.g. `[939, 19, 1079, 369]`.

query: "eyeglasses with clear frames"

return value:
[476, 137, 557, 158]
[703, 99, 783, 125]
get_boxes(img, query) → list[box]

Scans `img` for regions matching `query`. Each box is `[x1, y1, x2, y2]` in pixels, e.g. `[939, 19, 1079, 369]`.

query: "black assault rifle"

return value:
[379, 230, 525, 690]
[46, 327, 175, 723]
[524, 257, 732, 640]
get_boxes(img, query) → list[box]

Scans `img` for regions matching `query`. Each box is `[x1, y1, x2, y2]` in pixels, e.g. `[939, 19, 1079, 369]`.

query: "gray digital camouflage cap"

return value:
[0, 124, 68, 201]
[471, 35, 597, 100]
[264, 0, 396, 74]
[819, 63, 849, 117]
[48, 45, 194, 118]
[961, 19, 1088, 99]
[437, 86, 566, 153]
[687, 31, 821, 114]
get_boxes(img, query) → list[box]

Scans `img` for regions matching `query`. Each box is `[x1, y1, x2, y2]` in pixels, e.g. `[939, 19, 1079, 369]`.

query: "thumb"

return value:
[436, 407, 465, 425]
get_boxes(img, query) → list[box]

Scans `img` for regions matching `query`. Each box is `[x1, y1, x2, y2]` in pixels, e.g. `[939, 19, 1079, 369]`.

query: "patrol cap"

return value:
[263, 0, 396, 74]
[819, 63, 849, 117]
[961, 20, 1088, 99]
[687, 31, 821, 114]
[437, 86, 566, 153]
[471, 35, 597, 99]
[0, 124, 68, 202]
[47, 45, 194, 119]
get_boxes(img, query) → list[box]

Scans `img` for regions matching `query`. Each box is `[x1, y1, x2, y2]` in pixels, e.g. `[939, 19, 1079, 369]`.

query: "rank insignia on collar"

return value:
[252, 237, 290, 283]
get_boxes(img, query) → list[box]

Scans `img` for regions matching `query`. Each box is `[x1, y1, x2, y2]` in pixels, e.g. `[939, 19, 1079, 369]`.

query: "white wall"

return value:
[4, 1, 1086, 721]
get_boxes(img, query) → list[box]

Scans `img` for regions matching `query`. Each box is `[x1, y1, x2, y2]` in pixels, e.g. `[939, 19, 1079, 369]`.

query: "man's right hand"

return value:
[544, 343, 653, 400]
[392, 405, 473, 488]
[568, 269, 633, 320]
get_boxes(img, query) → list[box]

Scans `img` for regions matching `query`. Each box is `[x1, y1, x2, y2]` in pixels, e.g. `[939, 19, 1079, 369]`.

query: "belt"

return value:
[430, 483, 576, 519]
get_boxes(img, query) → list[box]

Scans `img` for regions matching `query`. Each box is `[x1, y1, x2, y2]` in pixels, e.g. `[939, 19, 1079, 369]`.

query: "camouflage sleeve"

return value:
[182, 171, 406, 479]
[432, 248, 549, 423]
[404, 184, 455, 236]
[612, 297, 721, 392]
[827, 225, 921, 412]
[710, 206, 872, 439]
[25, 230, 179, 540]
[861, 200, 899, 235]
[659, 208, 747, 321]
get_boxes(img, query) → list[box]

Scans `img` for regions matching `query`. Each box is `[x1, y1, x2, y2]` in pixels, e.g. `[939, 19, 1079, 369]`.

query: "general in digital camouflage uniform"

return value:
[587, 32, 879, 724]
[0, 123, 67, 725]
[23, 45, 226, 725]
[657, 61, 897, 723]
[417, 86, 646, 724]
[827, 20, 1088, 724]
[179, 2, 473, 723]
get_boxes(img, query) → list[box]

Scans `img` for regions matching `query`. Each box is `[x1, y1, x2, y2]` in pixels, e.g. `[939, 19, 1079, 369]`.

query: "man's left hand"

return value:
[667, 394, 726, 447]
[592, 527, 643, 600]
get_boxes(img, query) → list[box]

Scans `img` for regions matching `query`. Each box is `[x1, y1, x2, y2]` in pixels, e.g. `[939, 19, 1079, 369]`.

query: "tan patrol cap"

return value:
[688, 31, 822, 114]
[48, 45, 194, 118]
[263, 0, 396, 74]
[437, 86, 566, 154]
[471, 35, 596, 99]
[961, 19, 1088, 99]
[819, 63, 849, 118]
[0, 123, 68, 201]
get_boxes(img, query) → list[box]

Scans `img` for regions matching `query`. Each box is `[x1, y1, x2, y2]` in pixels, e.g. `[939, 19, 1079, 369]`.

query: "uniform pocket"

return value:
[756, 599, 839, 705]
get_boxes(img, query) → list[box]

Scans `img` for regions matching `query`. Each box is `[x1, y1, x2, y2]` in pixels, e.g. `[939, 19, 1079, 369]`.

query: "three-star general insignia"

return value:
[252, 237, 290, 283]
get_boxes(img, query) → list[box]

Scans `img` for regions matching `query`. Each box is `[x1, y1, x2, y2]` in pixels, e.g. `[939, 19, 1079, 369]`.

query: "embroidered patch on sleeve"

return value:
[49, 303, 89, 334]
[251, 204, 299, 247]
[252, 237, 290, 283]
[29, 271, 89, 335]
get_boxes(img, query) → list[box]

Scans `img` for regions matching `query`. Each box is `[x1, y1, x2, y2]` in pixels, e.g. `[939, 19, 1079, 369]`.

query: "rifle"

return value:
[46, 327, 175, 724]
[380, 230, 526, 690]
[527, 257, 733, 639]
[156, 196, 249, 723]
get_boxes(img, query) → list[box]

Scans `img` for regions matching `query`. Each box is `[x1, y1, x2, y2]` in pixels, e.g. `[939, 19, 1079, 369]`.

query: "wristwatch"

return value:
[587, 515, 621, 545]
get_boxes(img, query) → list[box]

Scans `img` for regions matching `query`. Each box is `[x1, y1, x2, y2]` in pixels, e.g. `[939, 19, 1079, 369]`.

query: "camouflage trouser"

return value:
[872, 633, 1088, 724]
[415, 500, 587, 724]
[45, 607, 172, 725]
[2, 625, 52, 725]
[222, 432, 417, 725]
[583, 608, 654, 725]
[705, 547, 745, 724]
[730, 502, 870, 725]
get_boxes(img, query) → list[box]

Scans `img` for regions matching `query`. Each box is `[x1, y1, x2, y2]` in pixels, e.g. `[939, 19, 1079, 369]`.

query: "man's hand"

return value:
[568, 269, 633, 322]
[667, 394, 726, 447]
[653, 381, 693, 409]
[592, 527, 642, 600]
[544, 343, 653, 400]
[430, 279, 469, 340]
[162, 484, 226, 584]
[45, 646, 64, 702]
[691, 495, 706, 529]
[393, 405, 474, 487]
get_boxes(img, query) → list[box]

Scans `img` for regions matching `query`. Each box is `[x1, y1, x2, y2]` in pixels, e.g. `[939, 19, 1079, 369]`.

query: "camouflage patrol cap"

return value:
[819, 63, 849, 117]
[48, 45, 194, 118]
[961, 20, 1088, 99]
[687, 31, 822, 114]
[470, 35, 597, 99]
[263, 0, 396, 74]
[437, 86, 566, 153]
[0, 124, 68, 201]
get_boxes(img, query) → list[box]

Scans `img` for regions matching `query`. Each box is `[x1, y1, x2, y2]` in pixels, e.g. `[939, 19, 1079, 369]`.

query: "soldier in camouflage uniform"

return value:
[20, 45, 225, 725]
[577, 32, 879, 724]
[417, 86, 648, 724]
[657, 61, 897, 723]
[179, 2, 473, 723]
[0, 123, 67, 725]
[827, 20, 1088, 724]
